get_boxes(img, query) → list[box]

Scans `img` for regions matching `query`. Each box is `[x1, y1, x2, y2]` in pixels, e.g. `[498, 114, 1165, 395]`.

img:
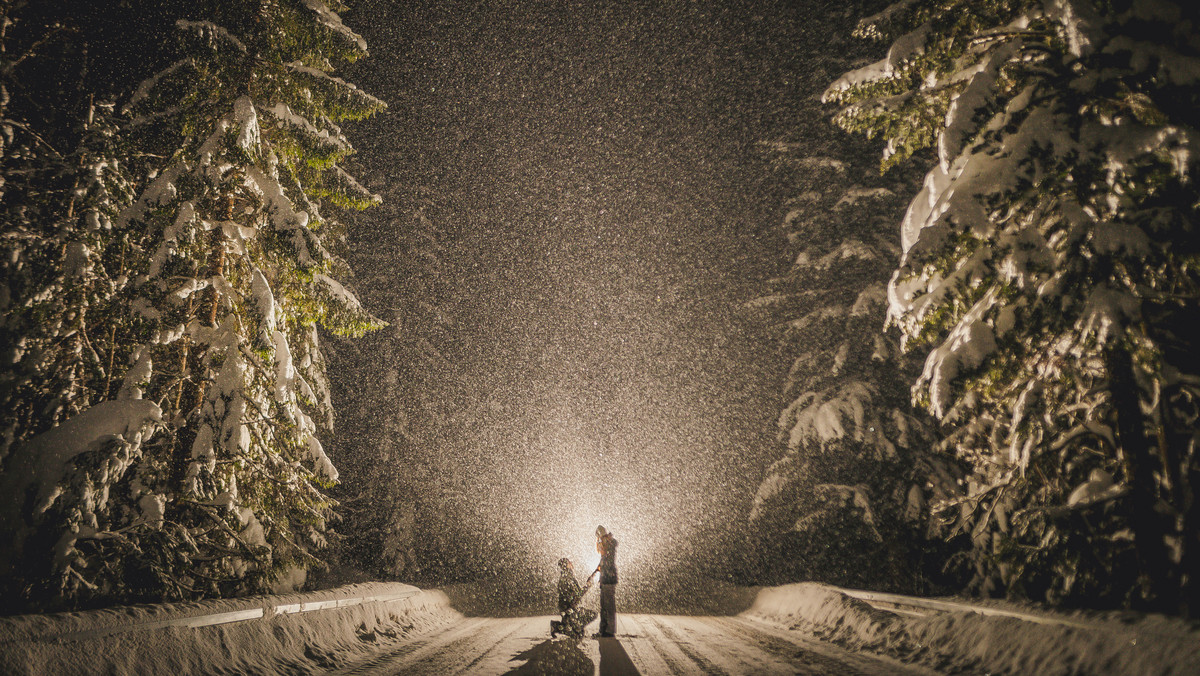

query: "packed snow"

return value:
[3, 582, 1195, 674]
[0, 583, 456, 676]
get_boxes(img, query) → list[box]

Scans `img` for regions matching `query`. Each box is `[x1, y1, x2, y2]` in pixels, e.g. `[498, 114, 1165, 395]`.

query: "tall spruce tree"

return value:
[114, 0, 385, 601]
[329, 181, 459, 581]
[745, 1, 958, 592]
[748, 142, 956, 589]
[1, 0, 385, 610]
[826, 0, 1200, 611]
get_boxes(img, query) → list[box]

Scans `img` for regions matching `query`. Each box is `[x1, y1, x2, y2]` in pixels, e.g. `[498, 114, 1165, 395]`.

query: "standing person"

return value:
[595, 525, 619, 637]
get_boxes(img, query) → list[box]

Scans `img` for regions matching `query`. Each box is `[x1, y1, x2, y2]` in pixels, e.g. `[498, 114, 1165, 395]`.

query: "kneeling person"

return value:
[550, 557, 597, 638]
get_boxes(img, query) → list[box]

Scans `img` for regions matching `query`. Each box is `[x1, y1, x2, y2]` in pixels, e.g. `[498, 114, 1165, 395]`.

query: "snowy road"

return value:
[325, 613, 933, 675]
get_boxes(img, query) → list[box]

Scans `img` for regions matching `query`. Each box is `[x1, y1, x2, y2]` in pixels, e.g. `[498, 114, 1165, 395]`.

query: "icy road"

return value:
[325, 613, 934, 675]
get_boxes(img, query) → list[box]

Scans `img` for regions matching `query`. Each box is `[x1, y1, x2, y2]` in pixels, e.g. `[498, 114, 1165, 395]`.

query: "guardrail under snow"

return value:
[3, 582, 424, 643]
[0, 583, 459, 675]
[836, 586, 1101, 630]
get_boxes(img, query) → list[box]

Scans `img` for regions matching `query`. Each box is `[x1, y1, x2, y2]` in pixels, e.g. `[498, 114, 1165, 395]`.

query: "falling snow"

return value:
[3, 3, 1199, 673]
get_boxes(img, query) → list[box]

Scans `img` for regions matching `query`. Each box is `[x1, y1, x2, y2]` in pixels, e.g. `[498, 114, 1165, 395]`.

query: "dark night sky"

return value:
[338, 1, 863, 577]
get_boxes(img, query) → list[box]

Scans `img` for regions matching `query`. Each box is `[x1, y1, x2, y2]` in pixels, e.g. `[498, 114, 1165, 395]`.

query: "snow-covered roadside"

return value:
[743, 582, 1200, 676]
[0, 583, 459, 675]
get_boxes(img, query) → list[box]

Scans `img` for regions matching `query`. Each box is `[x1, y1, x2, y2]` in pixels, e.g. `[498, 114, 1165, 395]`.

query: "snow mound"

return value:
[0, 583, 458, 675]
[745, 583, 902, 650]
[902, 609, 1200, 676]
[743, 583, 1200, 676]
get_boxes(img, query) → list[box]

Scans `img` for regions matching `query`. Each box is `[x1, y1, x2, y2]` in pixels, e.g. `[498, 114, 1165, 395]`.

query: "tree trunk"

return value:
[1106, 346, 1173, 609]
[1161, 384, 1198, 618]
[169, 199, 230, 492]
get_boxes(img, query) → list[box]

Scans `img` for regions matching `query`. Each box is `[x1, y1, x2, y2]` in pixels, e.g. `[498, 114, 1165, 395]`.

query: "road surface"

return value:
[326, 613, 935, 675]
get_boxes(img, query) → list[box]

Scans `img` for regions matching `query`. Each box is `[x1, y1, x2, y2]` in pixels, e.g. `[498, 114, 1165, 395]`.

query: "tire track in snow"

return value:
[641, 615, 725, 674]
[402, 615, 532, 675]
[648, 614, 797, 675]
[459, 616, 575, 674]
[617, 614, 696, 675]
[455, 617, 538, 674]
[663, 615, 817, 674]
[721, 616, 940, 675]
[326, 617, 491, 675]
[325, 613, 942, 675]
[700, 617, 867, 675]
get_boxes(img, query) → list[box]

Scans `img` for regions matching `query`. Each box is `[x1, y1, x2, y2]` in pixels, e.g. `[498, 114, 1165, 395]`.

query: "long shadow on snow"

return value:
[504, 637, 642, 675]
[504, 639, 592, 675]
[599, 637, 641, 676]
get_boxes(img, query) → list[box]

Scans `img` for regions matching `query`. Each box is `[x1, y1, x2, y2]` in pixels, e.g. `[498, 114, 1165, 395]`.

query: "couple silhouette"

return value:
[508, 526, 636, 674]
[550, 525, 619, 639]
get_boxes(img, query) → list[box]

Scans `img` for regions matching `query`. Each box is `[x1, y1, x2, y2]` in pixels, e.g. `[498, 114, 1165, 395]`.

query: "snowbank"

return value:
[743, 583, 1200, 676]
[746, 583, 902, 649]
[0, 583, 459, 675]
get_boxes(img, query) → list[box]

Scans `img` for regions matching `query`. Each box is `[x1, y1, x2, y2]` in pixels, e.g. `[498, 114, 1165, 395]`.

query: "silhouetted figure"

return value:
[595, 525, 618, 637]
[550, 557, 597, 638]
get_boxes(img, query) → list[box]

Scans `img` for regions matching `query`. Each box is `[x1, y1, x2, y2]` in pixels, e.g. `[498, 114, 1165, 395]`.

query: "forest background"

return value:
[1, 0, 1197, 618]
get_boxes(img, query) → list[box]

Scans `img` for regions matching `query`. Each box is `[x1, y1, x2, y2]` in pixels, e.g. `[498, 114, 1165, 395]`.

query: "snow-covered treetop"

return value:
[825, 0, 1200, 171]
[825, 0, 1200, 377]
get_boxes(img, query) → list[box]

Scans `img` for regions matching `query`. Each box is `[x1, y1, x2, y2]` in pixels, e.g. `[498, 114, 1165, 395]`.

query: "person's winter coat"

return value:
[558, 570, 591, 613]
[597, 533, 618, 585]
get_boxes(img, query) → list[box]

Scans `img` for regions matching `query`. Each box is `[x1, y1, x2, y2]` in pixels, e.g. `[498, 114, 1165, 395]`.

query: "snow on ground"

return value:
[0, 583, 459, 675]
[442, 576, 759, 619]
[3, 580, 1197, 674]
[743, 582, 1200, 676]
[322, 613, 931, 675]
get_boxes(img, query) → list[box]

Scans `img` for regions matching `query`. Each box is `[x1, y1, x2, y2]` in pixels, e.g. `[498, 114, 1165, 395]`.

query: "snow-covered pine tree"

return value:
[825, 0, 1200, 611]
[747, 141, 956, 589]
[328, 182, 458, 581]
[109, 0, 386, 601]
[0, 4, 167, 610]
[0, 0, 385, 608]
[743, 1, 957, 591]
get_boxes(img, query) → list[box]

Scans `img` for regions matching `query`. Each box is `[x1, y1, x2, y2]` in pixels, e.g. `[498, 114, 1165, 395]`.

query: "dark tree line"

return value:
[746, 0, 960, 596]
